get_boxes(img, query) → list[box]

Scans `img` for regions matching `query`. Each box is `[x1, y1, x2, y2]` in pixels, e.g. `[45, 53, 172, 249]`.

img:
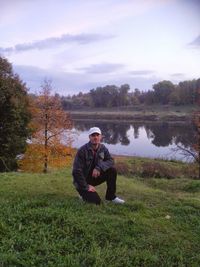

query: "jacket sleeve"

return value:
[96, 147, 114, 172]
[72, 148, 89, 191]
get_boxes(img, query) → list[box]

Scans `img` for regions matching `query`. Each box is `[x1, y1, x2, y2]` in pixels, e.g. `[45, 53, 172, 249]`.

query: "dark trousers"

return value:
[77, 167, 117, 205]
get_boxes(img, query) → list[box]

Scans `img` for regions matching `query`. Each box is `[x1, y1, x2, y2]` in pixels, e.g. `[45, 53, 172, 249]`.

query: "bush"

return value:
[115, 157, 197, 180]
[115, 161, 130, 176]
[182, 164, 199, 179]
[141, 162, 178, 179]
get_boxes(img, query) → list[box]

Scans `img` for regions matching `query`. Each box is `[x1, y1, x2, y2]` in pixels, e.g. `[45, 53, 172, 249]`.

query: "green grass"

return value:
[0, 168, 200, 266]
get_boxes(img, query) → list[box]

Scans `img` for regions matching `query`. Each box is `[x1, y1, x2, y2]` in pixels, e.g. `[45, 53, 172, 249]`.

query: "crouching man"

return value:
[72, 127, 125, 205]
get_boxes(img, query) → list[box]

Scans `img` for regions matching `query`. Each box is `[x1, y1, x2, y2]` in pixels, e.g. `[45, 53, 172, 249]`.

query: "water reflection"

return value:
[145, 122, 196, 149]
[73, 120, 196, 160]
[74, 121, 131, 145]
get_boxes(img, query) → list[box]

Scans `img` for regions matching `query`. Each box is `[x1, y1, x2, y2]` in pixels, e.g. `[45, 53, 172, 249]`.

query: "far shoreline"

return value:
[69, 111, 192, 122]
[67, 104, 197, 122]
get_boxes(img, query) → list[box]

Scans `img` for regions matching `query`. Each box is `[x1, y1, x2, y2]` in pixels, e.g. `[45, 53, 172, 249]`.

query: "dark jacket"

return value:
[72, 141, 114, 191]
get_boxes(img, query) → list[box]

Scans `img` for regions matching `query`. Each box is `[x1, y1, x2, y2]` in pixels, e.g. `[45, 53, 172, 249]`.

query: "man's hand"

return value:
[92, 168, 100, 178]
[88, 185, 96, 192]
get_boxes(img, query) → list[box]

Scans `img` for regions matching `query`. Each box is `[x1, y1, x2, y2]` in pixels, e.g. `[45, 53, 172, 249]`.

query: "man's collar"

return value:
[87, 141, 101, 151]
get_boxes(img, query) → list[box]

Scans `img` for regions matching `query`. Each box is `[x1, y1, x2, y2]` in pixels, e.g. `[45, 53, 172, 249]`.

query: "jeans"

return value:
[77, 167, 117, 205]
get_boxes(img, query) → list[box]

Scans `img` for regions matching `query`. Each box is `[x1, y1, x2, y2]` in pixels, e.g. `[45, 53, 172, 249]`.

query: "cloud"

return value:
[13, 64, 159, 95]
[188, 35, 200, 48]
[78, 63, 125, 74]
[171, 73, 185, 77]
[0, 33, 115, 54]
[130, 70, 155, 76]
[13, 65, 89, 95]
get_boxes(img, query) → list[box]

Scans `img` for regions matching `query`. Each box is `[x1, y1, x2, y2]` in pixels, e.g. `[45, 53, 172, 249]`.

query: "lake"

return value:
[71, 120, 196, 161]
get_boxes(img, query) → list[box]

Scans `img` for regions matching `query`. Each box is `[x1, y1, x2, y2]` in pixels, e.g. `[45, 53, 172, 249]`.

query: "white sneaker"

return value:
[112, 197, 125, 204]
[78, 195, 83, 201]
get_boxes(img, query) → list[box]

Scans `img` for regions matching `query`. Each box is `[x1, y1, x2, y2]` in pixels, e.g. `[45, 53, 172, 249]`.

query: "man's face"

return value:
[89, 133, 102, 145]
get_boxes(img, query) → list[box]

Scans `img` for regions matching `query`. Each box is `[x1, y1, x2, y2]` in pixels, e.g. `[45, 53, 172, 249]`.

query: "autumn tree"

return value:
[21, 80, 73, 173]
[0, 56, 31, 171]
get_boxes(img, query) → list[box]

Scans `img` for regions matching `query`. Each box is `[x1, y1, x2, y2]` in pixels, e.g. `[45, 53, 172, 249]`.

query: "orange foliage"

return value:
[20, 80, 74, 172]
[19, 143, 75, 172]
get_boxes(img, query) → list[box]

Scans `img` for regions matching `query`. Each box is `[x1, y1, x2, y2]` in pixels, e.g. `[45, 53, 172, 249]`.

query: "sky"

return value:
[0, 0, 200, 95]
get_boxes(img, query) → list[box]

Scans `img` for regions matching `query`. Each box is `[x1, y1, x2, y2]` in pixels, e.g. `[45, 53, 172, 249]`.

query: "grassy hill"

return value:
[1, 168, 200, 266]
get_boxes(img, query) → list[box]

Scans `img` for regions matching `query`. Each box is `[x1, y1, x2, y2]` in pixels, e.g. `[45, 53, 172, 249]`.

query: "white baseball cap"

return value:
[88, 127, 102, 136]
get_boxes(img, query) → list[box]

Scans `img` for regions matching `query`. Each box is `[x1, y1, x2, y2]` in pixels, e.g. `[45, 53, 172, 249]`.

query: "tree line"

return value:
[61, 79, 200, 110]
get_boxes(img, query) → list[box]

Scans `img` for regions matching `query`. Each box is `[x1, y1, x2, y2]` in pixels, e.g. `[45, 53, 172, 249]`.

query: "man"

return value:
[72, 127, 125, 205]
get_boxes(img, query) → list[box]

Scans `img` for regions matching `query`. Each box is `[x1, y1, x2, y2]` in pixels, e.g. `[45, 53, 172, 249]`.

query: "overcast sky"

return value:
[0, 0, 200, 95]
